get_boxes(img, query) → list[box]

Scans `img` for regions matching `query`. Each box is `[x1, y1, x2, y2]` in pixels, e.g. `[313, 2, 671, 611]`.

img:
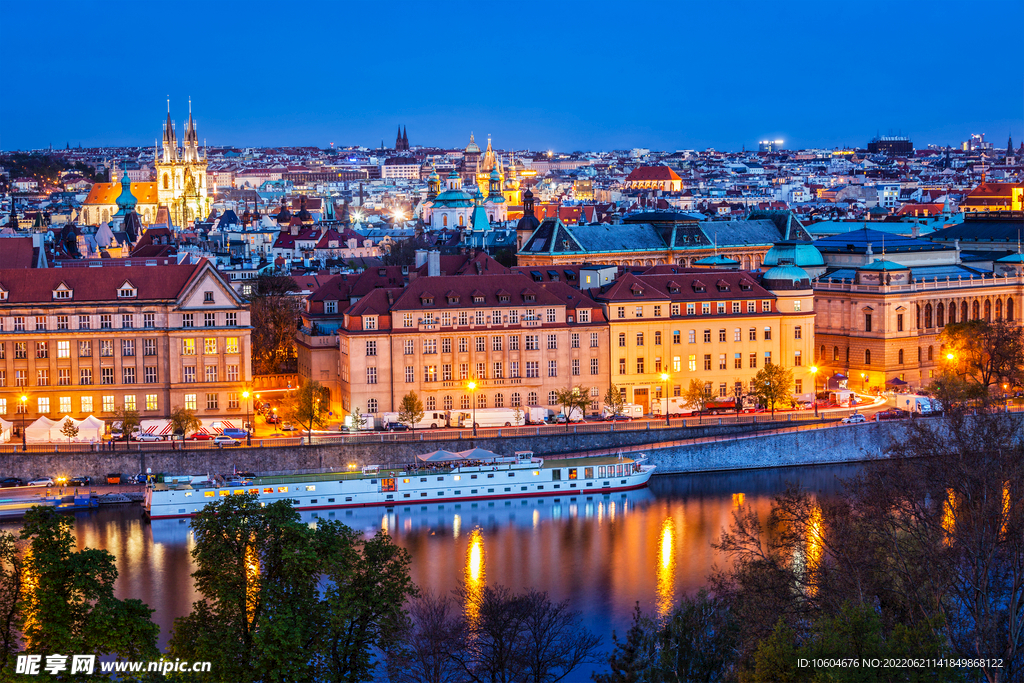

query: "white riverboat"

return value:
[143, 450, 656, 520]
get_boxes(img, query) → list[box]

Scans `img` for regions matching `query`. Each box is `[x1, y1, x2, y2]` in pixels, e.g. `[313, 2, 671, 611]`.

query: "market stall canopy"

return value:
[0, 417, 11, 443]
[416, 449, 463, 462]
[25, 416, 57, 444]
[456, 448, 501, 461]
[885, 377, 909, 386]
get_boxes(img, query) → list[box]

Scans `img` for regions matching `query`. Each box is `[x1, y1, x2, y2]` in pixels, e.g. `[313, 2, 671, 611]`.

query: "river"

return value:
[1, 463, 864, 673]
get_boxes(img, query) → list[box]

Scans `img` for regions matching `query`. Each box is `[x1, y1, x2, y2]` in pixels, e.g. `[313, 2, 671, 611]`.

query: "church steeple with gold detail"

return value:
[155, 99, 209, 227]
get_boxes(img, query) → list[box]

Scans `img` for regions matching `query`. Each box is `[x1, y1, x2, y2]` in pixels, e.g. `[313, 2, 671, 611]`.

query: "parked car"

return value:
[841, 413, 867, 424]
[132, 433, 163, 442]
[384, 423, 409, 432]
[0, 477, 24, 488]
[876, 408, 908, 421]
[280, 423, 297, 432]
[607, 414, 632, 422]
[27, 477, 55, 487]
[265, 414, 281, 424]
[213, 436, 240, 447]
[69, 476, 91, 487]
[187, 433, 214, 441]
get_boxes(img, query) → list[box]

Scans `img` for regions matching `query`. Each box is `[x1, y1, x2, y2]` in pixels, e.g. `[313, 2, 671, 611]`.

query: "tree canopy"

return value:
[398, 391, 425, 430]
[940, 319, 1024, 394]
[247, 275, 301, 375]
[287, 380, 331, 444]
[749, 362, 793, 416]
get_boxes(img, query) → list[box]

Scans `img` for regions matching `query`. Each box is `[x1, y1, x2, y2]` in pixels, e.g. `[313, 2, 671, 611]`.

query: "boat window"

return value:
[554, 484, 560, 489]
[568, 469, 578, 480]
[403, 479, 410, 484]
[471, 475, 478, 479]
[487, 473, 494, 478]
[306, 486, 315, 491]
[585, 468, 594, 479]
[471, 489, 478, 494]
[370, 479, 377, 485]
[505, 487, 511, 492]
[233, 489, 244, 495]
[552, 470, 561, 481]
[344, 497, 352, 502]
[420, 478, 427, 482]
[508, 472, 515, 477]
[437, 477, 443, 481]
[533, 471, 539, 476]
[184, 492, 193, 497]
[454, 476, 460, 481]
[219, 491, 229, 497]
[488, 488, 494, 493]
[204, 492, 214, 498]
[521, 486, 527, 491]
[455, 490, 461, 495]
[328, 498, 335, 502]
[277, 487, 288, 493]
[381, 479, 396, 492]
[248, 489, 258, 495]
[403, 493, 411, 498]
[538, 485, 544, 490]
[264, 487, 273, 494]
[311, 499, 317, 504]
[599, 467, 606, 478]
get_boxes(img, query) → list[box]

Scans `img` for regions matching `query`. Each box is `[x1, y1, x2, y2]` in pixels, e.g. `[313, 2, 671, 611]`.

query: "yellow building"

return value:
[155, 103, 210, 226]
[593, 268, 816, 411]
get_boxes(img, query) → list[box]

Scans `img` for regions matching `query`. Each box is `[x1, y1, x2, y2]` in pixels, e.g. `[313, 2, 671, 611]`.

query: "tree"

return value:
[749, 362, 793, 417]
[940, 319, 1024, 398]
[683, 379, 712, 416]
[603, 384, 625, 417]
[398, 391, 424, 431]
[170, 406, 201, 443]
[60, 417, 79, 444]
[247, 275, 301, 375]
[0, 532, 21, 675]
[113, 406, 140, 442]
[350, 407, 367, 432]
[287, 380, 330, 445]
[168, 495, 417, 683]
[11, 507, 160, 681]
[385, 592, 466, 683]
[512, 405, 523, 426]
[553, 386, 589, 428]
[380, 238, 420, 267]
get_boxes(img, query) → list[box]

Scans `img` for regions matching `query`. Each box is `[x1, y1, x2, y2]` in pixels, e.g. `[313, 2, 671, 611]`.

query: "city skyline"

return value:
[2, 0, 1021, 152]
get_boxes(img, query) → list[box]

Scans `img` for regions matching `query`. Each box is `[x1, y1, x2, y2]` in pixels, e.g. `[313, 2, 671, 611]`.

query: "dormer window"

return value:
[524, 294, 536, 303]
[716, 281, 730, 292]
[473, 296, 484, 304]
[0, 286, 7, 301]
[499, 295, 510, 303]
[203, 291, 214, 303]
[325, 301, 337, 314]
[692, 281, 706, 293]
[630, 284, 644, 296]
[667, 281, 681, 294]
[421, 295, 435, 306]
[53, 283, 73, 300]
[118, 281, 137, 299]
[739, 281, 753, 291]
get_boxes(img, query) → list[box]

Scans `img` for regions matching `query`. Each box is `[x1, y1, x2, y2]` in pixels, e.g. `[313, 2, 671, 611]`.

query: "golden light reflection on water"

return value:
[732, 492, 745, 508]
[805, 504, 823, 596]
[464, 527, 485, 626]
[942, 488, 956, 544]
[1002, 483, 1010, 538]
[453, 514, 462, 539]
[656, 517, 675, 618]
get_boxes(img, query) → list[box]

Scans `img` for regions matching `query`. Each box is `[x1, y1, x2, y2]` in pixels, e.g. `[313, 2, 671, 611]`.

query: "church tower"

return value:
[155, 100, 209, 227]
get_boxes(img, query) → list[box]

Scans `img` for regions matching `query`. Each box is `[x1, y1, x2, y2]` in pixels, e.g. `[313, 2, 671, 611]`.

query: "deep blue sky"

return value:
[2, 0, 1022, 152]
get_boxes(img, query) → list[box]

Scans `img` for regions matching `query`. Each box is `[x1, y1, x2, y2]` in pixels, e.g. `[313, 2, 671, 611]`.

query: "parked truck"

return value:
[895, 394, 938, 415]
[450, 408, 525, 428]
[650, 397, 696, 417]
[380, 411, 450, 429]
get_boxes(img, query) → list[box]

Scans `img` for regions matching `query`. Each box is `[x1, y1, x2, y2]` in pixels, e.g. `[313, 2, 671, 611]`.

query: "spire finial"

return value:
[167, 96, 169, 113]
[189, 96, 192, 114]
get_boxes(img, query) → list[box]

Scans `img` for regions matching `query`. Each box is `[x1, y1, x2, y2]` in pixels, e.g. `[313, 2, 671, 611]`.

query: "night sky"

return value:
[2, 0, 1021, 152]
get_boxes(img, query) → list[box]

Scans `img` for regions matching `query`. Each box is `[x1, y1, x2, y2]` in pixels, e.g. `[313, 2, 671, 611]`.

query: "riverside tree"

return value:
[749, 362, 792, 417]
[398, 391, 424, 430]
[287, 380, 330, 445]
[167, 495, 416, 683]
[112, 406, 140, 442]
[59, 417, 79, 444]
[940, 319, 1024, 394]
[554, 386, 589, 427]
[169, 406, 201, 443]
[603, 384, 625, 416]
[682, 379, 711, 415]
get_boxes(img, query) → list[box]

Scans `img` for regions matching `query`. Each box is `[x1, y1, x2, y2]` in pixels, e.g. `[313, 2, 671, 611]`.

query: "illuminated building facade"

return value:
[155, 103, 210, 226]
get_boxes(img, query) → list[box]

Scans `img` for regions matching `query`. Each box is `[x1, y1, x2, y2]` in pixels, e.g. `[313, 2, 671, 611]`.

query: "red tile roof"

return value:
[597, 271, 772, 304]
[0, 260, 215, 304]
[0, 237, 38, 268]
[625, 166, 682, 182]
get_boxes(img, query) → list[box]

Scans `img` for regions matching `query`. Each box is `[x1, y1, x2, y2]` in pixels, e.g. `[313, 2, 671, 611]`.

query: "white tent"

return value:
[0, 417, 12, 443]
[416, 449, 462, 462]
[456, 448, 501, 462]
[25, 416, 57, 444]
[77, 415, 105, 442]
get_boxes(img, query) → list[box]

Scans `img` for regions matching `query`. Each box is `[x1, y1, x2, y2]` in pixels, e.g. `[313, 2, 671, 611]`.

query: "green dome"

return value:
[763, 240, 824, 268]
[114, 170, 137, 215]
[762, 263, 811, 290]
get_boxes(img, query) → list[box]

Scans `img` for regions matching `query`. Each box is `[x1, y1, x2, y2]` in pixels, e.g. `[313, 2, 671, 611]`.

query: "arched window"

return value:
[443, 214, 448, 227]
[443, 395, 453, 410]
[101, 209, 109, 223]
[83, 208, 89, 223]
[898, 349, 904, 364]
[820, 345, 826, 360]
[925, 303, 932, 328]
[426, 396, 436, 410]
[928, 346, 934, 361]
[547, 391, 558, 404]
[961, 301, 968, 322]
[916, 304, 921, 328]
[984, 300, 991, 321]
[1008, 298, 1015, 321]
[527, 392, 538, 406]
[996, 299, 1003, 320]
[948, 301, 956, 324]
[477, 394, 486, 409]
[458, 214, 464, 227]
[972, 300, 980, 320]
[936, 303, 944, 327]
[494, 393, 504, 408]
[865, 349, 871, 365]
[511, 392, 521, 407]
[460, 395, 470, 409]
[918, 347, 922, 362]
[367, 398, 378, 413]
[833, 346, 839, 361]
[163, 173, 169, 190]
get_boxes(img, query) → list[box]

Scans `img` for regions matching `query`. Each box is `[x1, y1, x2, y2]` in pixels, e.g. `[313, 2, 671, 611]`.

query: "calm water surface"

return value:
[2, 463, 864, 656]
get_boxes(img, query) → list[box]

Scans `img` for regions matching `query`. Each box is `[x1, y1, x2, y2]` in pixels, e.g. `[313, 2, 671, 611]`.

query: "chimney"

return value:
[427, 250, 440, 277]
[865, 242, 873, 259]
[414, 249, 428, 268]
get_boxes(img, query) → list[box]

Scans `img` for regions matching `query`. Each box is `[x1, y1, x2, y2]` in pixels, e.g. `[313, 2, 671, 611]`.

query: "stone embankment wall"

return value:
[0, 419, 908, 481]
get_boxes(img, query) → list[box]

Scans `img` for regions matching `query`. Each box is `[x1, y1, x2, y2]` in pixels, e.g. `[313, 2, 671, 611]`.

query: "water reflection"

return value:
[0, 463, 863, 653]
[465, 527, 485, 625]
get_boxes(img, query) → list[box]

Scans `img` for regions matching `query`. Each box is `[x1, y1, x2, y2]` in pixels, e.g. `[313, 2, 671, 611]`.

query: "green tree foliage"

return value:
[168, 494, 416, 683]
[554, 386, 589, 426]
[398, 391, 425, 430]
[287, 380, 330, 445]
[247, 275, 301, 375]
[112, 406, 140, 442]
[169, 406, 201, 443]
[0, 532, 22, 675]
[59, 418, 79, 444]
[8, 507, 160, 681]
[683, 379, 712, 415]
[380, 239, 420, 267]
[940, 319, 1024, 396]
[749, 362, 793, 416]
[603, 385, 625, 416]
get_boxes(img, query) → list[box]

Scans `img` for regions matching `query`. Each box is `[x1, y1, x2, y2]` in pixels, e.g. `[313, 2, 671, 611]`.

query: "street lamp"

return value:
[660, 373, 670, 425]
[242, 390, 252, 446]
[861, 372, 867, 393]
[467, 380, 478, 436]
[20, 395, 27, 450]
[810, 366, 819, 416]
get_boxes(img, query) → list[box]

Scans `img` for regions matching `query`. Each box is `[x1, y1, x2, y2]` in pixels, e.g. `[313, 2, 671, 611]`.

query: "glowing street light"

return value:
[467, 381, 478, 436]
[810, 366, 819, 416]
[242, 390, 252, 446]
[20, 395, 28, 450]
[660, 373, 671, 425]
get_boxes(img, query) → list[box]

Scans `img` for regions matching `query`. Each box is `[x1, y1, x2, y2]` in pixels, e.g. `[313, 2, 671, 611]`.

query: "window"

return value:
[458, 337, 468, 353]
[685, 355, 693, 371]
[719, 329, 726, 343]
[478, 394, 487, 409]
[762, 300, 771, 312]
[732, 302, 740, 313]
[493, 362, 503, 379]
[204, 338, 217, 354]
[183, 366, 196, 383]
[619, 358, 626, 375]
[459, 363, 469, 380]
[226, 312, 237, 327]
[763, 327, 772, 340]
[144, 313, 155, 328]
[702, 303, 710, 315]
[749, 353, 757, 368]
[56, 315, 69, 330]
[143, 339, 156, 356]
[365, 340, 377, 356]
[898, 349, 904, 365]
[78, 340, 91, 358]
[37, 397, 50, 413]
[794, 325, 802, 339]
[80, 368, 92, 385]
[203, 313, 216, 327]
[526, 335, 539, 350]
[35, 316, 45, 331]
[123, 367, 136, 384]
[636, 332, 645, 346]
[363, 317, 377, 330]
[719, 354, 726, 370]
[144, 367, 157, 383]
[717, 302, 726, 314]
[511, 392, 521, 407]
[442, 338, 452, 353]
[369, 398, 380, 412]
[122, 394, 136, 411]
[578, 309, 591, 323]
[672, 303, 681, 316]
[207, 393, 219, 410]
[123, 314, 134, 329]
[424, 366, 437, 382]
[182, 313, 193, 328]
[733, 328, 741, 342]
[703, 329, 711, 343]
[15, 370, 25, 387]
[81, 396, 93, 413]
[78, 315, 90, 330]
[404, 339, 414, 355]
[764, 351, 772, 365]
[572, 359, 580, 376]
[747, 301, 756, 313]
[794, 300, 802, 312]
[654, 357, 662, 372]
[37, 369, 49, 386]
[865, 349, 871, 365]
[735, 353, 742, 369]
[146, 394, 158, 411]
[617, 306, 625, 319]
[404, 366, 414, 383]
[548, 391, 558, 405]
[794, 350, 802, 366]
[205, 366, 218, 382]
[184, 394, 197, 411]
[546, 308, 556, 322]
[182, 339, 195, 356]
[424, 339, 437, 354]
[36, 341, 48, 359]
[56, 340, 70, 359]
[636, 357, 644, 373]
[367, 368, 378, 384]
[103, 395, 116, 412]
[571, 333, 580, 348]
[122, 339, 135, 356]
[475, 311, 484, 325]
[0, 370, 3, 387]
[14, 342, 26, 359]
[865, 314, 872, 332]
[897, 314, 904, 332]
[590, 358, 599, 375]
